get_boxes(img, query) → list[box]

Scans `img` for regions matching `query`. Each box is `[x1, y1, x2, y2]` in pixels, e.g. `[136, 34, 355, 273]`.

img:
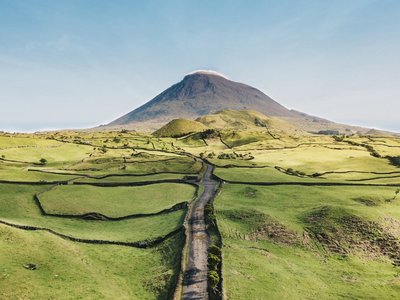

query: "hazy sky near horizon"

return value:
[0, 0, 399, 132]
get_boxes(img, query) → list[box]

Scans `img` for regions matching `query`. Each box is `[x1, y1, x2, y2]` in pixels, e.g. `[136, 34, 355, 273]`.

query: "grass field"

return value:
[205, 132, 400, 299]
[39, 183, 195, 217]
[0, 165, 79, 182]
[214, 166, 400, 184]
[0, 224, 183, 299]
[0, 184, 186, 242]
[0, 131, 201, 299]
[75, 173, 188, 183]
[215, 184, 400, 299]
[0, 130, 399, 299]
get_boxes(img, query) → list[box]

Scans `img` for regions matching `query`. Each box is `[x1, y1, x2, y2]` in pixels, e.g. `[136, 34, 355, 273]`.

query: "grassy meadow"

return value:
[0, 224, 183, 299]
[203, 129, 400, 299]
[0, 131, 198, 299]
[39, 183, 195, 217]
[215, 184, 400, 299]
[0, 127, 399, 299]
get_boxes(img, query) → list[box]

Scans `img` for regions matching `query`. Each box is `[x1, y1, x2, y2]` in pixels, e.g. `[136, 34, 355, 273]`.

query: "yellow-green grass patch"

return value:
[39, 183, 195, 217]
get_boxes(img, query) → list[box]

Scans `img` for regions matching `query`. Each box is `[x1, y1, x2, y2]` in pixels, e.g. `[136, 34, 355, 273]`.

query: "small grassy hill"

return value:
[153, 118, 208, 138]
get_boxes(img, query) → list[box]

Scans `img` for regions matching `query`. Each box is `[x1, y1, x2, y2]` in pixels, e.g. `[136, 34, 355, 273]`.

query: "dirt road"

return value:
[182, 162, 219, 300]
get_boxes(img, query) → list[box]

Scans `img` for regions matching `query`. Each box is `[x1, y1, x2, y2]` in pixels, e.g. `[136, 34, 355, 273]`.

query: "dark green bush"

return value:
[208, 253, 221, 268]
[388, 156, 400, 167]
[208, 270, 220, 289]
[209, 245, 222, 257]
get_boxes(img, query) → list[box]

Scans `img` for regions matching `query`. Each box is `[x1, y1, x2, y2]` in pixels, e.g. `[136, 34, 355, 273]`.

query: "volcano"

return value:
[105, 70, 376, 134]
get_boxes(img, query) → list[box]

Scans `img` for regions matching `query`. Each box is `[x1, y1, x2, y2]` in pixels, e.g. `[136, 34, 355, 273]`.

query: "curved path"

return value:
[183, 162, 219, 300]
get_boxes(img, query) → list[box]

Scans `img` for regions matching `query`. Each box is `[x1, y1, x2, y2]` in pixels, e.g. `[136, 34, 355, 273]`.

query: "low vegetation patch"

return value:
[354, 190, 399, 205]
[217, 151, 254, 160]
[207, 244, 222, 299]
[244, 187, 258, 198]
[343, 139, 382, 158]
[199, 129, 219, 139]
[221, 209, 300, 245]
[353, 197, 381, 206]
[275, 166, 308, 177]
[387, 156, 400, 167]
[204, 197, 223, 300]
[249, 218, 300, 245]
[304, 206, 400, 265]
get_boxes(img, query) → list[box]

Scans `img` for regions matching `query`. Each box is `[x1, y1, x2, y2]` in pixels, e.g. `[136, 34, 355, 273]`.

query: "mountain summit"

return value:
[107, 71, 298, 130]
[185, 69, 229, 78]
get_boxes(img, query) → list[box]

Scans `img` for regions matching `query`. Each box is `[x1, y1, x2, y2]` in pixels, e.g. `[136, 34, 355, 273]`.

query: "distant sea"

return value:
[0, 122, 96, 133]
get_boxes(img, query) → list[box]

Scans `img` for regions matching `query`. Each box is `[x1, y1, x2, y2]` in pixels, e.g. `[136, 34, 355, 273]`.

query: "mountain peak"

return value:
[185, 70, 228, 79]
[107, 71, 296, 130]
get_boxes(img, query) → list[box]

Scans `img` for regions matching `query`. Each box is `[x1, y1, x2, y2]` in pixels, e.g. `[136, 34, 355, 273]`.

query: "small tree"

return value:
[39, 158, 47, 165]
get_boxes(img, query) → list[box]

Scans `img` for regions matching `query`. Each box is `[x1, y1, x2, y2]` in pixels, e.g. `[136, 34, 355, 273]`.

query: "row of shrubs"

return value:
[201, 151, 254, 161]
[217, 152, 254, 160]
[208, 245, 222, 295]
[342, 140, 382, 158]
[275, 166, 312, 178]
[344, 140, 400, 166]
[204, 202, 223, 300]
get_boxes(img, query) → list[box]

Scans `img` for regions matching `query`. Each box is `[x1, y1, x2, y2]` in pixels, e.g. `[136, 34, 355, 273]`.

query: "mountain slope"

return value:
[105, 70, 395, 135]
[107, 71, 298, 130]
[196, 109, 302, 134]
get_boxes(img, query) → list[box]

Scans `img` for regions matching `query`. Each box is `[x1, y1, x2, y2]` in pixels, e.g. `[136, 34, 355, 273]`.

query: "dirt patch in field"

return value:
[381, 216, 400, 239]
[221, 209, 264, 224]
[244, 187, 258, 198]
[353, 197, 380, 206]
[304, 206, 400, 265]
[221, 209, 301, 245]
[249, 218, 300, 245]
[353, 194, 397, 206]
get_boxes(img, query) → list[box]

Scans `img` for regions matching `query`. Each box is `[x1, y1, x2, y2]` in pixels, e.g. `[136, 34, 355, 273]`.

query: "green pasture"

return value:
[215, 184, 400, 299]
[1, 131, 399, 299]
[0, 165, 78, 182]
[0, 224, 183, 300]
[40, 183, 195, 217]
[75, 173, 187, 183]
[0, 184, 185, 243]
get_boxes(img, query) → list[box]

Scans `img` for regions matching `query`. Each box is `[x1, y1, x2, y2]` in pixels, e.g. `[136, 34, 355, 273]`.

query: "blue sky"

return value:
[0, 0, 399, 132]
